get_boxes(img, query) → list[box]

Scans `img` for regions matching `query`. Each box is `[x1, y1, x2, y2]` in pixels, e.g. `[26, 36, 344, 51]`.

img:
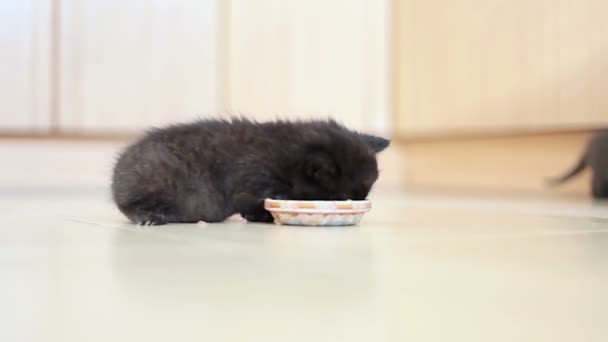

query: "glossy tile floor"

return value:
[2, 140, 608, 341]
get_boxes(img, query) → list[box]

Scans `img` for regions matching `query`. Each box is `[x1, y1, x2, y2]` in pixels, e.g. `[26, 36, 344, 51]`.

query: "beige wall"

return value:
[394, 0, 608, 137]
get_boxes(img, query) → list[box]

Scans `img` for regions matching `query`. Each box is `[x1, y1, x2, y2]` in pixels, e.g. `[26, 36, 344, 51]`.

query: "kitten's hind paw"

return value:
[136, 220, 165, 226]
[132, 213, 169, 226]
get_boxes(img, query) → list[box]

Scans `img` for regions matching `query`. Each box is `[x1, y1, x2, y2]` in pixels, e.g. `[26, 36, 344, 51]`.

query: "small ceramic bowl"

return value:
[264, 199, 372, 226]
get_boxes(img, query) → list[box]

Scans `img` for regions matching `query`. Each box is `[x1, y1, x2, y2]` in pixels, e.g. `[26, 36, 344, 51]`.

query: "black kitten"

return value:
[547, 129, 608, 198]
[111, 118, 390, 225]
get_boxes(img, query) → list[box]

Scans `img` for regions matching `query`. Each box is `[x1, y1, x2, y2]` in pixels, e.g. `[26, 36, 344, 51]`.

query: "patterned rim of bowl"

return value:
[264, 199, 372, 213]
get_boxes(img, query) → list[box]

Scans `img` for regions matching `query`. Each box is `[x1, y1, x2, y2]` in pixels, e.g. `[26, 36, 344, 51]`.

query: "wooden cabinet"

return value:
[58, 0, 220, 132]
[227, 0, 390, 132]
[0, 0, 52, 131]
[394, 0, 608, 137]
[2, 0, 390, 135]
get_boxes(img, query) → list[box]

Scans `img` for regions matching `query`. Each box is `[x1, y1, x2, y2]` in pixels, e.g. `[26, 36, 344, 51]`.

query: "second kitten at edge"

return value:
[111, 118, 390, 225]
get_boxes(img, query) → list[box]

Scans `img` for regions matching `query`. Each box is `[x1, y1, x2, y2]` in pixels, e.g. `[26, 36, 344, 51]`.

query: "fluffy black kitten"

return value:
[112, 118, 390, 225]
[547, 129, 608, 198]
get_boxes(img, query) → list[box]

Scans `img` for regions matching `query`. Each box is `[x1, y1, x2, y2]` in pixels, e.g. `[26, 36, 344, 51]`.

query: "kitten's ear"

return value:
[360, 133, 390, 153]
[303, 154, 336, 185]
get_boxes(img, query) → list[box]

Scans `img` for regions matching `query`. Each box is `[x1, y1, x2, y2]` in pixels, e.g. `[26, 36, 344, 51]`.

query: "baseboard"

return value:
[376, 131, 593, 197]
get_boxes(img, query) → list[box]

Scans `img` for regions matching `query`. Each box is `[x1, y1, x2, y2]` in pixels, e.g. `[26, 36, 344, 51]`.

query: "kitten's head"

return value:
[288, 122, 390, 200]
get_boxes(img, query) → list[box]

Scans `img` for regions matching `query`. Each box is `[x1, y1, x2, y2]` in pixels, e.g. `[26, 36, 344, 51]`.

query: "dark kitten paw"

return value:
[233, 192, 275, 223]
[241, 210, 275, 223]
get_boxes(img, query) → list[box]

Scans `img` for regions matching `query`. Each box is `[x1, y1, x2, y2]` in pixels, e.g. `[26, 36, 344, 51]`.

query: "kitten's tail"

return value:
[545, 155, 588, 186]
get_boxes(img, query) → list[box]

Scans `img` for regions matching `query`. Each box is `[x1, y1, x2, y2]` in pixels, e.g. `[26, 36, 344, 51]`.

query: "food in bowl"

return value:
[264, 199, 372, 226]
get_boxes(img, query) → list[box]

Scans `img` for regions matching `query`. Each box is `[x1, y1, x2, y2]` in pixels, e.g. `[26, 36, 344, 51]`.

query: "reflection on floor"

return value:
[1, 139, 607, 342]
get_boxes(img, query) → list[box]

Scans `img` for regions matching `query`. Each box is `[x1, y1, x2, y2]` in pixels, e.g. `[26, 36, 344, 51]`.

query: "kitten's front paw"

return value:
[241, 210, 275, 223]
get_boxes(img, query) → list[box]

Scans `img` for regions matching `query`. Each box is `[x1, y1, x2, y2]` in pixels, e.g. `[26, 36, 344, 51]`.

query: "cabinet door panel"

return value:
[228, 0, 390, 132]
[0, 0, 51, 131]
[395, 0, 608, 137]
[59, 0, 219, 132]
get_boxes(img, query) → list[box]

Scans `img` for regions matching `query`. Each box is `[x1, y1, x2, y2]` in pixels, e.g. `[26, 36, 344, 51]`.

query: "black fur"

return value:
[547, 129, 608, 198]
[111, 118, 390, 225]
